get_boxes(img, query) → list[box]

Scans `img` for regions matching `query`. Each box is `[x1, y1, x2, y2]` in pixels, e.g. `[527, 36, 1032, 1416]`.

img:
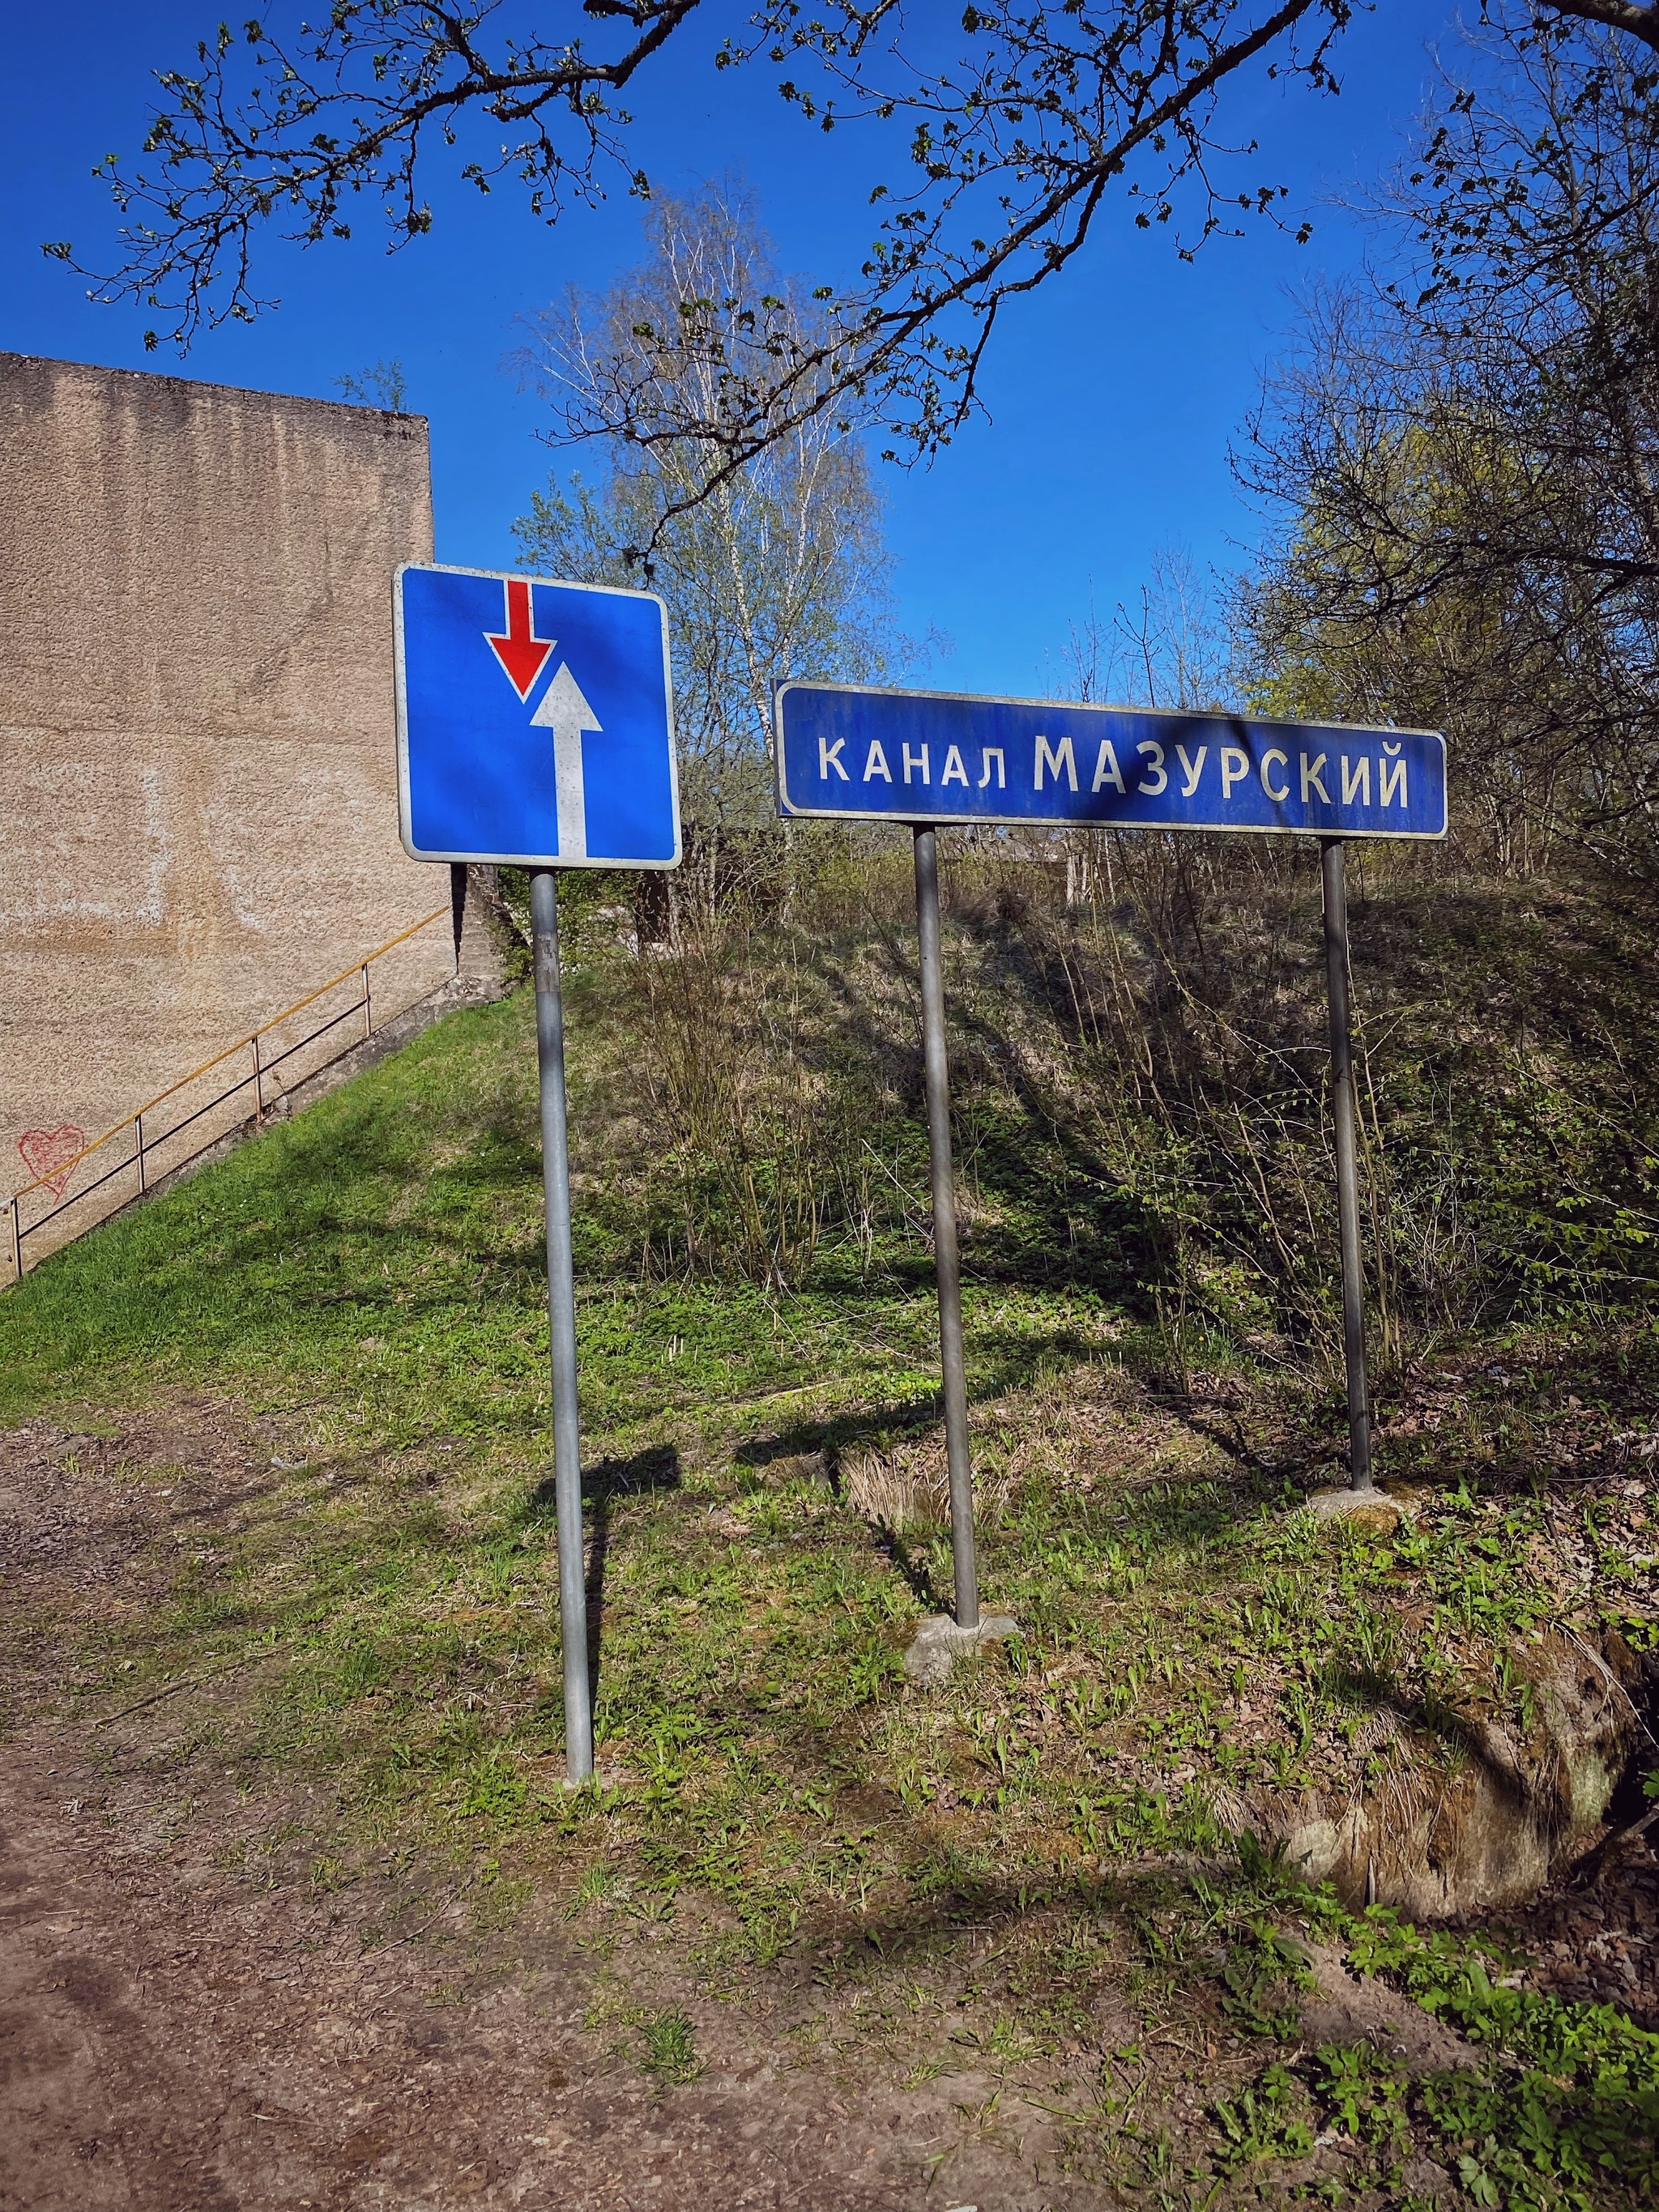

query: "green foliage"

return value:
[458, 1750, 529, 1822]
[1329, 1912, 1659, 2207]
[1239, 18, 1659, 894]
[1212, 2062, 1316, 2173]
[1197, 1913, 1659, 2206]
[16, 824, 1658, 1384]
[634, 2008, 702, 2086]
[1311, 2042, 1411, 2149]
[1344, 1906, 1514, 2012]
[333, 358, 407, 411]
[1216, 1922, 1314, 2039]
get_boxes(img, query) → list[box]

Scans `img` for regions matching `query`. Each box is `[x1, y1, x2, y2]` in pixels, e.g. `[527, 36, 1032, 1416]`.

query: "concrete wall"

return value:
[1, 354, 450, 1269]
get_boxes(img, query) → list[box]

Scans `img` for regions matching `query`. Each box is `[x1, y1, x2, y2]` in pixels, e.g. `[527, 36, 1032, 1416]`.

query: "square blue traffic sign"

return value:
[394, 563, 680, 867]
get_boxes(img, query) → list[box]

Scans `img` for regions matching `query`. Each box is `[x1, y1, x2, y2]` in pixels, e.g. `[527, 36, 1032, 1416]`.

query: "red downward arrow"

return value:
[484, 578, 554, 700]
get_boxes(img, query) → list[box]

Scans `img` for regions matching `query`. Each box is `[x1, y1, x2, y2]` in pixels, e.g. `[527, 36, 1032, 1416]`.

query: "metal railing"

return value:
[6, 906, 450, 1281]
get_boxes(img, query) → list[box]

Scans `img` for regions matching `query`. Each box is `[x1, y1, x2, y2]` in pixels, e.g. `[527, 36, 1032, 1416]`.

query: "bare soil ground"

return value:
[0, 1404, 1110, 2212]
[3, 1724, 1033, 2212]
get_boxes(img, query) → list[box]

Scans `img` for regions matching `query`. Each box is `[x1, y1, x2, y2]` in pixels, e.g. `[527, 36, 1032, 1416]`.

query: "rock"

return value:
[902, 1612, 1021, 1686]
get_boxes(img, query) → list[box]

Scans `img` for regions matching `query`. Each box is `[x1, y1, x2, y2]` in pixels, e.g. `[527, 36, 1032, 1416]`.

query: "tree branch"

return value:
[530, 0, 1338, 547]
[1540, 0, 1659, 54]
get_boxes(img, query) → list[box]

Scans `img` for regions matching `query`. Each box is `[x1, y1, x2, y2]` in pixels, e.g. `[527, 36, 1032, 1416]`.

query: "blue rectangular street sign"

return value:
[395, 562, 680, 867]
[775, 682, 1447, 841]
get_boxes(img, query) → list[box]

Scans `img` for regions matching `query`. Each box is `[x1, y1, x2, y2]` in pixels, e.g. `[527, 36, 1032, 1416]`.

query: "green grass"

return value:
[0, 982, 1116, 1444]
[8, 942, 1659, 2204]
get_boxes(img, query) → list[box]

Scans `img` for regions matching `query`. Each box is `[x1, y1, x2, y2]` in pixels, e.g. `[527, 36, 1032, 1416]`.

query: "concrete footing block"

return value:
[1304, 1486, 1405, 1534]
[902, 1611, 1021, 1686]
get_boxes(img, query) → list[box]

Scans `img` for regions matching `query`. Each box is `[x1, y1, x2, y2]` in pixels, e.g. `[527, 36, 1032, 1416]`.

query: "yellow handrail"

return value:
[8, 906, 450, 1204]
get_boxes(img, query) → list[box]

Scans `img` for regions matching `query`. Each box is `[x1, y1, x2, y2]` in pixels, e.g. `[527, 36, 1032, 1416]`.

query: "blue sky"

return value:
[3, 2, 1463, 696]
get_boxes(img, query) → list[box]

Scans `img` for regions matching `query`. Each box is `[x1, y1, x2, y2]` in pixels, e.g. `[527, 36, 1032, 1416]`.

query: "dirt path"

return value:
[2, 1720, 983, 2211]
[0, 1410, 1081, 2211]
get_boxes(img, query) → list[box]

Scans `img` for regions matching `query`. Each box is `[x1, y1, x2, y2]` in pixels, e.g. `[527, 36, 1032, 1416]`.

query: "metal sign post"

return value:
[1320, 839, 1373, 1492]
[396, 562, 680, 1780]
[912, 827, 980, 1630]
[530, 869, 595, 1775]
[777, 682, 1449, 1505]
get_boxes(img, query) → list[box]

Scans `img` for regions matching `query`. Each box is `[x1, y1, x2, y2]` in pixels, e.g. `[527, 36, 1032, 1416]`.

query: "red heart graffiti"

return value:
[18, 1125, 87, 1198]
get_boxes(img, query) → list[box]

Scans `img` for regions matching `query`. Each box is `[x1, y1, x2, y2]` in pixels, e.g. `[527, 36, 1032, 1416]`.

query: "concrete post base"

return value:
[1305, 1487, 1406, 1534]
[902, 1611, 1021, 1686]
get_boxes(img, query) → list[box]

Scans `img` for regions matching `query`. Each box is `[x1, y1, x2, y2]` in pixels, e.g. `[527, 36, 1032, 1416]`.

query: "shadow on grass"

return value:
[528, 1443, 684, 1698]
[872, 1524, 946, 1612]
[732, 1394, 942, 1473]
[806, 1856, 1264, 1968]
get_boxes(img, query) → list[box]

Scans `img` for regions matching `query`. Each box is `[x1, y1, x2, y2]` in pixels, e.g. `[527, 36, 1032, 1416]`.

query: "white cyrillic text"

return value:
[1091, 740, 1126, 794]
[1034, 734, 1078, 791]
[1300, 751, 1331, 803]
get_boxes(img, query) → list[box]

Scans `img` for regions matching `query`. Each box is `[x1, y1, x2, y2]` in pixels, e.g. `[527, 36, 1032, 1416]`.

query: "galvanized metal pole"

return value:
[1320, 838, 1374, 1493]
[529, 869, 595, 1780]
[912, 827, 980, 1630]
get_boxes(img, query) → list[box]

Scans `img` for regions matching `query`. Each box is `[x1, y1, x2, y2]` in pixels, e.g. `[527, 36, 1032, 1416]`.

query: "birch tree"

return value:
[513, 185, 911, 822]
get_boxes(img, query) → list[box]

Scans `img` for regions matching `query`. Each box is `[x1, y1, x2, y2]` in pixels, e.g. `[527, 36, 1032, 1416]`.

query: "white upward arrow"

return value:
[531, 661, 603, 862]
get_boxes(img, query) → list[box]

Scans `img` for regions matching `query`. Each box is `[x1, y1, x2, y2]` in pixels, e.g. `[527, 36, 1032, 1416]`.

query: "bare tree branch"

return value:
[526, 0, 1348, 543]
[66, 2, 1659, 539]
[1239, 16, 1659, 880]
[1539, 0, 1659, 55]
[55, 0, 1347, 525]
[50, 1, 712, 348]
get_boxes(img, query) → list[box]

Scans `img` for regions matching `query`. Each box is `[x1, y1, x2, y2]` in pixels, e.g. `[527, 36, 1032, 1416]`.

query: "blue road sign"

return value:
[395, 562, 680, 867]
[775, 682, 1447, 841]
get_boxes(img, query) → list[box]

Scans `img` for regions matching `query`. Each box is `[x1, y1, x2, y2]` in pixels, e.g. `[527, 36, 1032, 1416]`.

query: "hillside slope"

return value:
[6, 852, 1659, 2208]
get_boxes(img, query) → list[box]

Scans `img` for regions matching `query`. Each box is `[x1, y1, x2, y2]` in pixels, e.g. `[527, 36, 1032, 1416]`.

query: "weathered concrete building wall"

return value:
[1, 354, 449, 1270]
